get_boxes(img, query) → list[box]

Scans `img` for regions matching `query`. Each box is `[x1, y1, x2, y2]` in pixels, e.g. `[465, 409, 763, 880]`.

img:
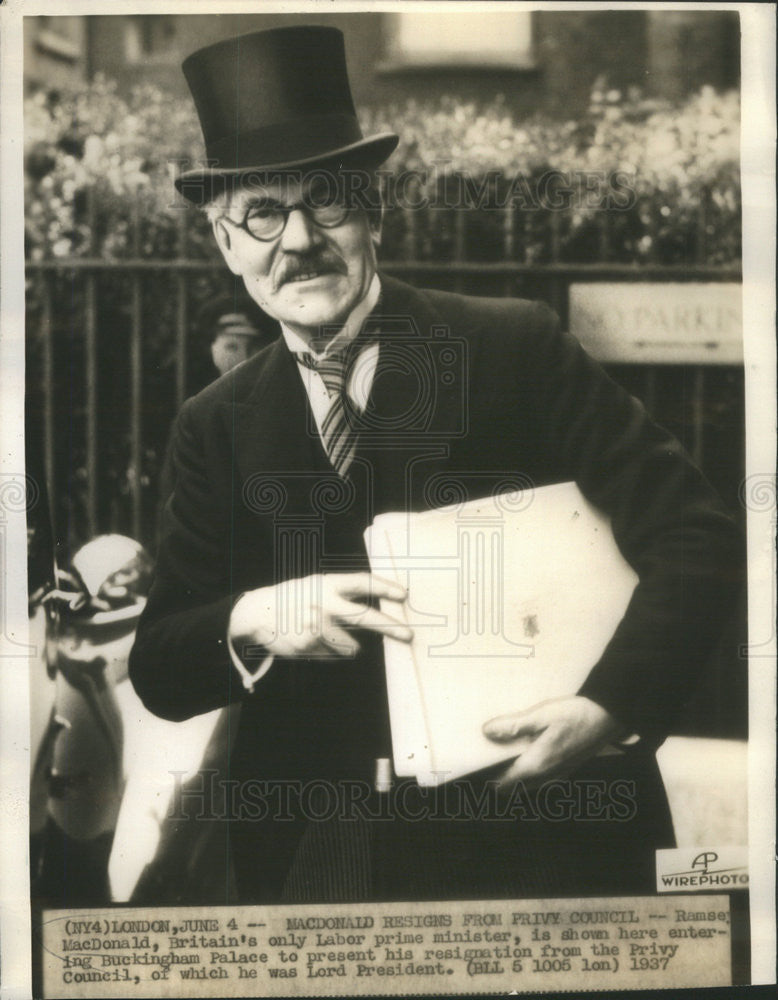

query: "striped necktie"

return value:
[298, 348, 360, 477]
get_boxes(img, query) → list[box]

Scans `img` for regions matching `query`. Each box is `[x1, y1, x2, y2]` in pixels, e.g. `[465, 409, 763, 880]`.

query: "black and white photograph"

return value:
[0, 2, 775, 997]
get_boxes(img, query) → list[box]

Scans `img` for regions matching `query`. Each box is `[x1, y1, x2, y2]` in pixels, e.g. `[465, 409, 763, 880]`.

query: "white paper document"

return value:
[365, 483, 639, 785]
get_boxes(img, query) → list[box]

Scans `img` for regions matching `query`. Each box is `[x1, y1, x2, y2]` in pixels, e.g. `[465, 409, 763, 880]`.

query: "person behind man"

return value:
[200, 294, 277, 378]
[130, 26, 742, 903]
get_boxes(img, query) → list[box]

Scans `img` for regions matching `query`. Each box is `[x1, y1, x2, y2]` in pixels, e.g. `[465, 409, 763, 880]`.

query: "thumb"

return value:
[482, 706, 546, 743]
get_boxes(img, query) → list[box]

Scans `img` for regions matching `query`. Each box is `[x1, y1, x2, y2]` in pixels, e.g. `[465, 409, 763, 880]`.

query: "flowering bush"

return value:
[25, 76, 209, 261]
[362, 85, 741, 264]
[25, 78, 741, 266]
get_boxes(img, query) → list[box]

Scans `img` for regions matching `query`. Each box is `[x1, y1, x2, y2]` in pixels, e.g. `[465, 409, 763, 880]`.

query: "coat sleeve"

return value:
[520, 303, 744, 745]
[129, 397, 244, 721]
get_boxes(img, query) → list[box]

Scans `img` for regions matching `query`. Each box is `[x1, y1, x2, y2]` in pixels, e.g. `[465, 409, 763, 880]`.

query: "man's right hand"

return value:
[228, 572, 412, 660]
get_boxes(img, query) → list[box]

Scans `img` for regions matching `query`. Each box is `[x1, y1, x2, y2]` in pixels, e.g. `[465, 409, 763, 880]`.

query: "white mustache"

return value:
[275, 255, 346, 291]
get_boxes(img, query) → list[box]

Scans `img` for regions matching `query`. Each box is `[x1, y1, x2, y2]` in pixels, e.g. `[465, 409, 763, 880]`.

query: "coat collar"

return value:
[221, 274, 464, 508]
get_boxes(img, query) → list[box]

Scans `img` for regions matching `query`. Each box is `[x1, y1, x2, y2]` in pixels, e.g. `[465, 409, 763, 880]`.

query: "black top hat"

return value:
[176, 25, 399, 205]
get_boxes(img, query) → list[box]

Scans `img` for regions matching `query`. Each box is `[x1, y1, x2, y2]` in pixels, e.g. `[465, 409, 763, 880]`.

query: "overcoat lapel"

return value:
[355, 275, 465, 512]
[220, 338, 372, 577]
[221, 337, 331, 487]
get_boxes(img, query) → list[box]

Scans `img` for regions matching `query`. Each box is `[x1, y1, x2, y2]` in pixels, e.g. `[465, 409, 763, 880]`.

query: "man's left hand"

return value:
[482, 696, 623, 790]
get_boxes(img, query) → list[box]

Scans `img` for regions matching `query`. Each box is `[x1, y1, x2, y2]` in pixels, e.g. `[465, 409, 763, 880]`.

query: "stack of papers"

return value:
[364, 483, 638, 785]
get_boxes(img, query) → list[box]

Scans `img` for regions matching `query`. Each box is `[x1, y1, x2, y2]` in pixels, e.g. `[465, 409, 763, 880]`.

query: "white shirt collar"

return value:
[281, 273, 381, 360]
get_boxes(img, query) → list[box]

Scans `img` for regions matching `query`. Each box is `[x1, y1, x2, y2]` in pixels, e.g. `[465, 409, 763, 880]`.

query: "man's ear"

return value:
[212, 219, 243, 276]
[369, 205, 384, 249]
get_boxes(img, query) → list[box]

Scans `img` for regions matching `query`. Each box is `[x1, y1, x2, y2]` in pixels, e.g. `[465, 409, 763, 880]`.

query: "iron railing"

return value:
[26, 259, 741, 549]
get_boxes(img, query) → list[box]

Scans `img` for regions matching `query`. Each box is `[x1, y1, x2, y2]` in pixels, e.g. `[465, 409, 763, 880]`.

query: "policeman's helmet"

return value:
[52, 535, 154, 633]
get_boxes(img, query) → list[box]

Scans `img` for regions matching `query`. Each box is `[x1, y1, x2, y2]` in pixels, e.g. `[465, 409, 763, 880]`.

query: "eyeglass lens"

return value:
[243, 192, 349, 240]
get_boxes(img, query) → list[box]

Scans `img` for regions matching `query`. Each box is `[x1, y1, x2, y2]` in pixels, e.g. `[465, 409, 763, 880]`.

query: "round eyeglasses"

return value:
[224, 194, 351, 243]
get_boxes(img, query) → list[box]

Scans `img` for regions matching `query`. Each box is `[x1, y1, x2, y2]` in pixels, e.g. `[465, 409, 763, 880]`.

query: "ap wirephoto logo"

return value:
[655, 847, 749, 893]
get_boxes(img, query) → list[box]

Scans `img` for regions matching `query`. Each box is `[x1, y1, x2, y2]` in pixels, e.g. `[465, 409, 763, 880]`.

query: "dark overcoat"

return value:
[129, 274, 741, 902]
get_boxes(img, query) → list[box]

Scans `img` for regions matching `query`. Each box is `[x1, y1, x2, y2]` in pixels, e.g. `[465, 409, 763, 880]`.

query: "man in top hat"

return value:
[130, 26, 742, 903]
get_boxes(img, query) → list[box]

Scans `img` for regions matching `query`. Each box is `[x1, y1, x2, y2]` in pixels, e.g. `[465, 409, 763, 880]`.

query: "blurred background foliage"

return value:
[25, 75, 741, 266]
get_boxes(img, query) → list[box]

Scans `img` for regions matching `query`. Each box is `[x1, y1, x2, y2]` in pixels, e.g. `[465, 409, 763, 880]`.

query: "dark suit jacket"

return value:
[129, 274, 742, 899]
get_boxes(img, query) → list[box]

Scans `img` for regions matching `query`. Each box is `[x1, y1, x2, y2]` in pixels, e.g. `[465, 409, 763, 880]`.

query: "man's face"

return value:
[212, 173, 380, 339]
[210, 332, 261, 376]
